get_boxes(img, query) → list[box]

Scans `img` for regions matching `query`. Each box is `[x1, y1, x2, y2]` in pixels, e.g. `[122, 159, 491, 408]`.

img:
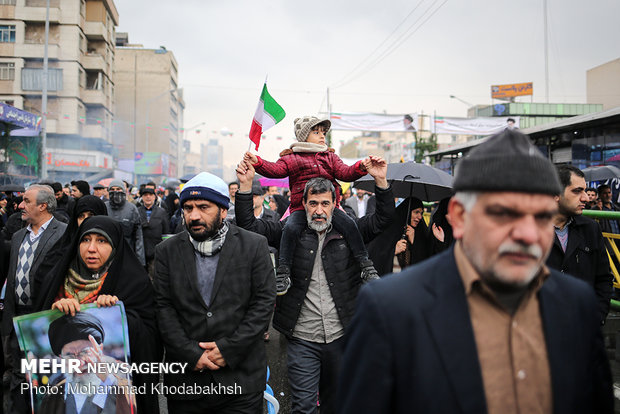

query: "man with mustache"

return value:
[153, 172, 275, 413]
[338, 129, 613, 414]
[547, 165, 612, 325]
[235, 157, 393, 414]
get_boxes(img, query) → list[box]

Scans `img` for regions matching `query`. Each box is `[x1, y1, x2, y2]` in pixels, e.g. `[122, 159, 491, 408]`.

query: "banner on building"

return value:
[0, 102, 41, 131]
[432, 116, 520, 135]
[491, 82, 533, 100]
[329, 112, 419, 132]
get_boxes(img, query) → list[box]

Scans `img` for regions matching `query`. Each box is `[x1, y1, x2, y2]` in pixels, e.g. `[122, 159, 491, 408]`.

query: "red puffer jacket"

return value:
[253, 148, 366, 212]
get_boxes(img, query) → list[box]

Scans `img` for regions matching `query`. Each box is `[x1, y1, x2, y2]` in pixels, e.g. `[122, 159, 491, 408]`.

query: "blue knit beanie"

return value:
[180, 172, 230, 209]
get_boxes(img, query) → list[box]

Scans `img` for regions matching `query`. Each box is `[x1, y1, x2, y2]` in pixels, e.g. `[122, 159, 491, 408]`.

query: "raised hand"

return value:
[236, 160, 256, 192]
[244, 151, 258, 164]
[365, 155, 388, 187]
[432, 223, 445, 242]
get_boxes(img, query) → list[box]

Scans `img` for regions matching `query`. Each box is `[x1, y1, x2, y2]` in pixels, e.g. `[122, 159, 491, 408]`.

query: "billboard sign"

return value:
[491, 82, 533, 99]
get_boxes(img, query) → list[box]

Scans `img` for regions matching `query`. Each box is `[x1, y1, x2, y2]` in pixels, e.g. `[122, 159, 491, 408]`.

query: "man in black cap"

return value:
[137, 186, 169, 276]
[93, 183, 109, 202]
[40, 312, 133, 414]
[250, 182, 280, 223]
[338, 129, 613, 414]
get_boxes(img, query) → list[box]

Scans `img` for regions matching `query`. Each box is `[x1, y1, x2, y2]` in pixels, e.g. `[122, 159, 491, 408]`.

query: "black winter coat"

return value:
[235, 184, 395, 337]
[546, 215, 613, 323]
[138, 205, 170, 260]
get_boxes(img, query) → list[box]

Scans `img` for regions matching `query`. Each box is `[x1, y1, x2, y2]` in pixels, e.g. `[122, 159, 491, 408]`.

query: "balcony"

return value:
[80, 87, 105, 106]
[83, 21, 107, 42]
[14, 42, 59, 59]
[80, 53, 105, 71]
[15, 5, 60, 23]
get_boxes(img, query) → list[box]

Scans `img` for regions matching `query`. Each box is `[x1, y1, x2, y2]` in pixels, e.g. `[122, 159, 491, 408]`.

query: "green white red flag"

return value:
[249, 83, 285, 150]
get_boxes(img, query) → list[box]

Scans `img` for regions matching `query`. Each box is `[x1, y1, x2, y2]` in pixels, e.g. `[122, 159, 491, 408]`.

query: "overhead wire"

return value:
[329, 0, 426, 89]
[331, 0, 449, 89]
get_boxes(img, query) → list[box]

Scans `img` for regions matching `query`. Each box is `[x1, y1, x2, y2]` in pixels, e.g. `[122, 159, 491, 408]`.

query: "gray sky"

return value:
[115, 0, 620, 171]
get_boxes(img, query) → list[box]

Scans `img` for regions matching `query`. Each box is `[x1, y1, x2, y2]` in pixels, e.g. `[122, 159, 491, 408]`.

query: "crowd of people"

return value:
[0, 117, 617, 413]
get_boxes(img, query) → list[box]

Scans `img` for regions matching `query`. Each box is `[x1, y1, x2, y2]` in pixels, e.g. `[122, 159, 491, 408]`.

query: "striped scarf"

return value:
[190, 221, 229, 256]
[62, 268, 108, 304]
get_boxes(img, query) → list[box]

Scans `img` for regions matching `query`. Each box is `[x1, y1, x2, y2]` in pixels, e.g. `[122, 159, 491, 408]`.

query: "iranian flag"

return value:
[249, 83, 285, 150]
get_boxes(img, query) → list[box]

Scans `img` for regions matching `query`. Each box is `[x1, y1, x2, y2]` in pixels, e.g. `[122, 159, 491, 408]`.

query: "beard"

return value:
[186, 213, 223, 242]
[66, 372, 100, 396]
[306, 211, 332, 232]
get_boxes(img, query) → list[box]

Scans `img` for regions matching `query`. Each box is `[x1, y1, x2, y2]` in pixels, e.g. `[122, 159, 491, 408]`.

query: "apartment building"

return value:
[587, 57, 620, 111]
[0, 0, 118, 182]
[114, 36, 185, 183]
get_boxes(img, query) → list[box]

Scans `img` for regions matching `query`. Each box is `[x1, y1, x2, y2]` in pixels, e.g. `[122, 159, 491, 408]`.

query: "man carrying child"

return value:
[235, 145, 394, 414]
[244, 116, 378, 294]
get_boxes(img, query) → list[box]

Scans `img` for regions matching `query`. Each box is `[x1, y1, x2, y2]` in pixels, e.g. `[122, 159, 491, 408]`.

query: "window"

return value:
[0, 62, 14, 80]
[0, 0, 17, 4]
[0, 25, 16, 43]
[21, 68, 63, 91]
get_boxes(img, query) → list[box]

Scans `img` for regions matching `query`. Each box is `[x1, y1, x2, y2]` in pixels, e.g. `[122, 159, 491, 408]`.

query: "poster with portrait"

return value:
[13, 302, 136, 413]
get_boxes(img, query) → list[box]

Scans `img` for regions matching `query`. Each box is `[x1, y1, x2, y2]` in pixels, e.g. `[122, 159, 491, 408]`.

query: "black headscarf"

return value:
[164, 191, 179, 218]
[367, 197, 432, 275]
[429, 197, 454, 254]
[36, 216, 161, 411]
[32, 196, 108, 299]
[396, 198, 431, 269]
[37, 216, 152, 312]
[66, 195, 108, 241]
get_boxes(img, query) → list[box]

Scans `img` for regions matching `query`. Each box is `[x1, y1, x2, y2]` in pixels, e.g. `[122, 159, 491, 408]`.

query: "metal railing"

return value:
[582, 209, 620, 289]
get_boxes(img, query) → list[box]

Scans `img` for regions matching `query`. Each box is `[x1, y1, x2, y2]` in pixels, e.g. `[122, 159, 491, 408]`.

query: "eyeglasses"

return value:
[61, 348, 92, 359]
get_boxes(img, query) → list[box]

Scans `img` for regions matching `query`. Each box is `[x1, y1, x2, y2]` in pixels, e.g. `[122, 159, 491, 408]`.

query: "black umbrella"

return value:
[179, 174, 196, 183]
[583, 165, 620, 182]
[0, 184, 25, 192]
[353, 161, 453, 202]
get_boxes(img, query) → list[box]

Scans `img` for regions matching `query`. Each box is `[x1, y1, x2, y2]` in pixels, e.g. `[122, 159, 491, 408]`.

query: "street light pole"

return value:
[40, 0, 50, 179]
[449, 94, 478, 117]
[179, 121, 205, 177]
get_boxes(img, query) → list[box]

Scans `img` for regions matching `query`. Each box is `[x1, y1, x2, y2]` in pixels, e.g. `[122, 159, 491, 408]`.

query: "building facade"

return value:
[113, 36, 184, 184]
[587, 57, 620, 111]
[201, 138, 223, 179]
[0, 0, 118, 182]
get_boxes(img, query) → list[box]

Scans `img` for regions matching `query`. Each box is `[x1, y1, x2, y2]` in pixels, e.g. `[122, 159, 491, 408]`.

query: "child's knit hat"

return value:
[294, 116, 331, 142]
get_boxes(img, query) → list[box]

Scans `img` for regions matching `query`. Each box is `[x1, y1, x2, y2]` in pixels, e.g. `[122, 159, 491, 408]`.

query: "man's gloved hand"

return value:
[360, 259, 379, 283]
[275, 265, 292, 296]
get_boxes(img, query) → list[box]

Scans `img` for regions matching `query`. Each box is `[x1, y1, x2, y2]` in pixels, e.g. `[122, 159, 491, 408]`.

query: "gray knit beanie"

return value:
[294, 116, 331, 142]
[108, 179, 126, 191]
[453, 129, 561, 196]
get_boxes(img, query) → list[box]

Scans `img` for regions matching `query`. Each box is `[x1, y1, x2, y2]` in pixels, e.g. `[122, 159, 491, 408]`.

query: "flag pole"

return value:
[248, 75, 269, 153]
